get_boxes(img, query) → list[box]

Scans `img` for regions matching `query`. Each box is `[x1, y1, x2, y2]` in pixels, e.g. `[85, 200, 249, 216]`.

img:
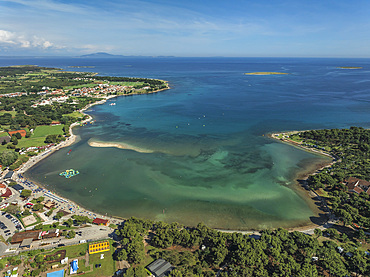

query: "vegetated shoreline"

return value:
[16, 84, 170, 223]
[17, 90, 334, 233]
[266, 132, 338, 230]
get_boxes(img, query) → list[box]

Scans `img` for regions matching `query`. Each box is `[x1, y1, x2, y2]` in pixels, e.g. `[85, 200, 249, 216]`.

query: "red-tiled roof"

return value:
[353, 187, 363, 194]
[92, 218, 109, 225]
[1, 188, 12, 198]
[346, 177, 370, 195]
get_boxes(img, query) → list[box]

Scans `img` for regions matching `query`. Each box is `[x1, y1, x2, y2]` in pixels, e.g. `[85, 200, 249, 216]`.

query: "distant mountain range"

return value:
[79, 52, 125, 58]
[79, 52, 175, 58]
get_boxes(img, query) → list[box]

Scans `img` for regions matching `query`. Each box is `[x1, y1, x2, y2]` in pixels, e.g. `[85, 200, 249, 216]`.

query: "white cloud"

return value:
[0, 29, 54, 49]
[0, 30, 17, 45]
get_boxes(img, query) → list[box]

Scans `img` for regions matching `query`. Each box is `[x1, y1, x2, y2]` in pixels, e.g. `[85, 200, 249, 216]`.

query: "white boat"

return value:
[109, 103, 116, 106]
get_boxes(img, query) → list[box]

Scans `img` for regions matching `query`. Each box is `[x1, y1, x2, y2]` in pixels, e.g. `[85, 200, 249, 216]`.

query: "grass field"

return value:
[84, 244, 115, 277]
[63, 112, 84, 118]
[16, 137, 47, 148]
[33, 125, 64, 138]
[0, 132, 9, 137]
[64, 243, 88, 259]
[0, 110, 17, 116]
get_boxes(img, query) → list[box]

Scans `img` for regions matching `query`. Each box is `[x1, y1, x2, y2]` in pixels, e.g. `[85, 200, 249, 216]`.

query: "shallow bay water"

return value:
[7, 57, 369, 229]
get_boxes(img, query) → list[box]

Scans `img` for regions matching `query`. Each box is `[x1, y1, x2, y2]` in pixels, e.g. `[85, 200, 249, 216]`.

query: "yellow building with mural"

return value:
[89, 241, 110, 254]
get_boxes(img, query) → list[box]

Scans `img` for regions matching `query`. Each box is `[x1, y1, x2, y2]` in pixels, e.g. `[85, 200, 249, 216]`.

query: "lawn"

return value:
[33, 125, 64, 138]
[64, 243, 88, 259]
[0, 131, 9, 137]
[16, 137, 47, 148]
[78, 258, 92, 273]
[83, 245, 115, 277]
[63, 111, 84, 119]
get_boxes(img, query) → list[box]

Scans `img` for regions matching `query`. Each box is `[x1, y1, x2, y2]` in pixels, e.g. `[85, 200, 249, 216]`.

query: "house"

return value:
[92, 218, 109, 226]
[20, 238, 33, 249]
[346, 177, 370, 195]
[88, 241, 110, 254]
[44, 200, 56, 209]
[1, 188, 12, 198]
[42, 229, 60, 239]
[146, 259, 174, 277]
[4, 170, 14, 179]
[0, 183, 7, 195]
[12, 184, 24, 191]
[50, 121, 61, 126]
[11, 230, 41, 244]
[8, 130, 27, 137]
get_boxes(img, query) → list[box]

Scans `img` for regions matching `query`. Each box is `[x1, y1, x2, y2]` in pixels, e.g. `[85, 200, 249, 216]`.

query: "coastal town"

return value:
[0, 65, 368, 276]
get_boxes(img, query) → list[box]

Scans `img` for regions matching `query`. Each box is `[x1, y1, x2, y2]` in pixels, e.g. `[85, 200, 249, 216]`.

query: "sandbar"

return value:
[88, 140, 155, 153]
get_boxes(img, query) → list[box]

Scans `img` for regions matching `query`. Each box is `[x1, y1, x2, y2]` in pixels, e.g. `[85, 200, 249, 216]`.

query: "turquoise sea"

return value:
[2, 57, 370, 229]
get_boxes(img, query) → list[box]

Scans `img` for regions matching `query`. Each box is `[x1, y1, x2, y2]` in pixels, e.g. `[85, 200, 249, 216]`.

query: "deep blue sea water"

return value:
[2, 57, 370, 229]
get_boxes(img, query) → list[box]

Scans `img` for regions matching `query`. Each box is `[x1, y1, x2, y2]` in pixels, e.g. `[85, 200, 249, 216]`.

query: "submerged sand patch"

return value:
[88, 140, 155, 153]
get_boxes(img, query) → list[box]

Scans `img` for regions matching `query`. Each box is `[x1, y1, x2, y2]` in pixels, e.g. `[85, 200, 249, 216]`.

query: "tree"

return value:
[20, 189, 32, 198]
[357, 229, 366, 241]
[35, 196, 44, 203]
[72, 215, 91, 225]
[22, 209, 31, 217]
[34, 223, 43, 230]
[31, 269, 41, 276]
[5, 205, 20, 215]
[116, 249, 128, 261]
[32, 203, 44, 212]
[64, 218, 73, 227]
[54, 211, 64, 220]
[314, 228, 322, 238]
[67, 230, 76, 239]
[0, 150, 18, 166]
[15, 132, 22, 139]
[336, 209, 353, 226]
[11, 137, 18, 145]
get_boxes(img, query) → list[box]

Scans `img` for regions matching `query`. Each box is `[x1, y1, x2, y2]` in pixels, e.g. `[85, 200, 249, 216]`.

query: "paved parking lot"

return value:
[0, 213, 22, 240]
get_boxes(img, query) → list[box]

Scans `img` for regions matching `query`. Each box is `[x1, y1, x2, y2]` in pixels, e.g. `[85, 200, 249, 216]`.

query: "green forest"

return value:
[113, 217, 369, 277]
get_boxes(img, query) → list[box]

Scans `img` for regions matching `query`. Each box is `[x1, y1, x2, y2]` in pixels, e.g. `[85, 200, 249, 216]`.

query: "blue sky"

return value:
[0, 0, 369, 57]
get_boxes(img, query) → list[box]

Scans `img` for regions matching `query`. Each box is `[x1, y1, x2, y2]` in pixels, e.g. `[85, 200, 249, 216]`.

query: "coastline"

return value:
[13, 89, 335, 233]
[267, 131, 337, 231]
[13, 86, 170, 226]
